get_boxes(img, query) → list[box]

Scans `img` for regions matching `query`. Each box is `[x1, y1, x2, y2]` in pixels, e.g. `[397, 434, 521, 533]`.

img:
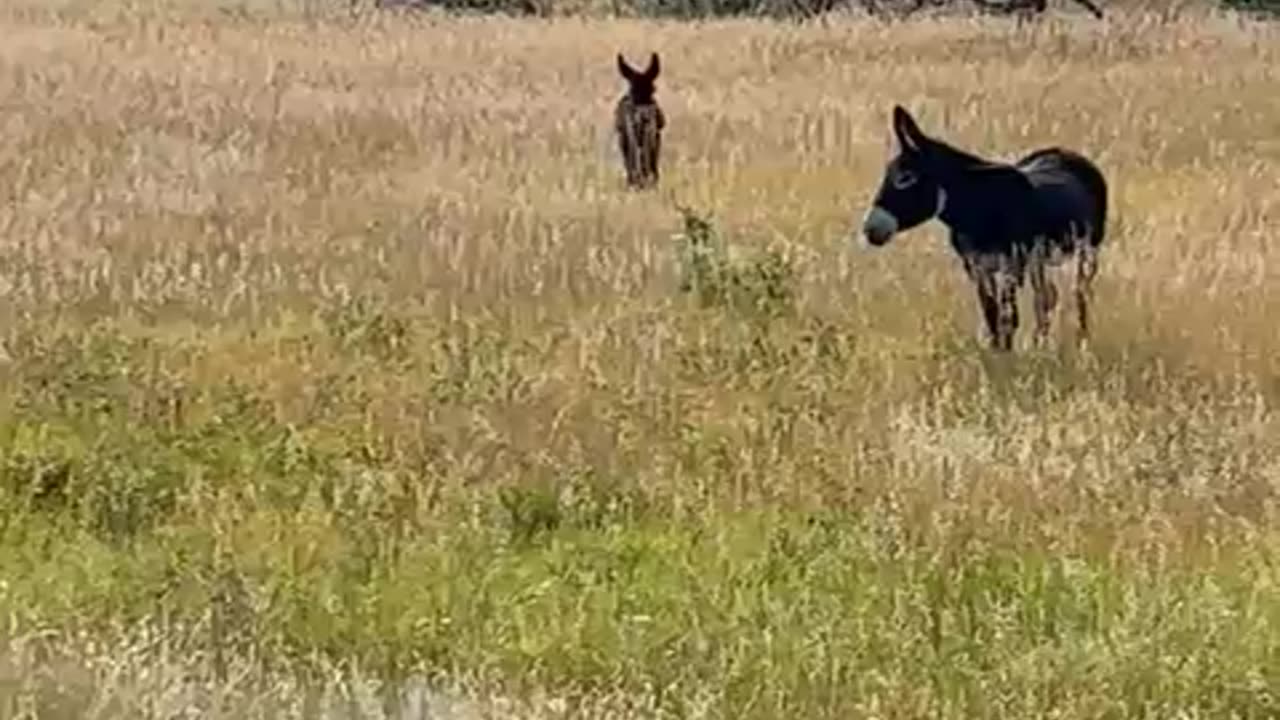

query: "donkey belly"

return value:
[950, 234, 1019, 281]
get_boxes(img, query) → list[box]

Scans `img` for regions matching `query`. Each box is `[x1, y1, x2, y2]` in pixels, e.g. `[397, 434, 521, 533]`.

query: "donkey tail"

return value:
[1069, 152, 1109, 248]
[1022, 147, 1109, 248]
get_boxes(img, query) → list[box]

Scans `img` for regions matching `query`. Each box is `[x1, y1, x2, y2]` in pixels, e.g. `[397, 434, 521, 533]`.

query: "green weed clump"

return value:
[674, 205, 796, 320]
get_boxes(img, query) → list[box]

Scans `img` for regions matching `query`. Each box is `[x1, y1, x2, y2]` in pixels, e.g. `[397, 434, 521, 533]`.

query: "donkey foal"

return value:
[615, 52, 665, 190]
[857, 105, 1108, 352]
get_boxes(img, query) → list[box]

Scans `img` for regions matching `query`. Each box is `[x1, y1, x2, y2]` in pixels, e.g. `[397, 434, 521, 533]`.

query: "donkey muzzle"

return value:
[861, 206, 899, 247]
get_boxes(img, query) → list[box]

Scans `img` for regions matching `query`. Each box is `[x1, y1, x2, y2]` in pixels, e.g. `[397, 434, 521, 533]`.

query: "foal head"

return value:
[618, 52, 660, 105]
[859, 106, 950, 247]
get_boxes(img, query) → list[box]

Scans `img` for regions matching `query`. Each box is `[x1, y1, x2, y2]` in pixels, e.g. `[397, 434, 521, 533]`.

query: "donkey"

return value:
[858, 105, 1108, 352]
[615, 52, 665, 190]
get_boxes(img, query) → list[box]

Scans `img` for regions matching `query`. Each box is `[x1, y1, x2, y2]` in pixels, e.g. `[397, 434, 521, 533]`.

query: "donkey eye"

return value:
[892, 169, 918, 189]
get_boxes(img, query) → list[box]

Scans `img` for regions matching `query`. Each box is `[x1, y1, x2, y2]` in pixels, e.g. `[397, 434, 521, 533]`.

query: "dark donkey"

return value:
[615, 52, 665, 190]
[858, 105, 1108, 352]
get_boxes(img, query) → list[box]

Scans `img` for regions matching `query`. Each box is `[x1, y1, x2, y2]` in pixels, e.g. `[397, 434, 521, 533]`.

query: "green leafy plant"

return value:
[673, 205, 796, 321]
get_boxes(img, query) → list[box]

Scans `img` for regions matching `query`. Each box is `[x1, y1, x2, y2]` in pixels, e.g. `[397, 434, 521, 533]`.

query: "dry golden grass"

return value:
[3, 1, 1280, 717]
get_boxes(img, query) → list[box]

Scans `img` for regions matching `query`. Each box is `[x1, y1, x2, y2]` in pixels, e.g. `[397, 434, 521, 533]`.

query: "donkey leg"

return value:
[995, 270, 1021, 352]
[619, 132, 640, 189]
[972, 269, 1004, 350]
[972, 269, 1003, 348]
[647, 138, 661, 187]
[1028, 247, 1058, 346]
[640, 144, 657, 189]
[1075, 244, 1099, 342]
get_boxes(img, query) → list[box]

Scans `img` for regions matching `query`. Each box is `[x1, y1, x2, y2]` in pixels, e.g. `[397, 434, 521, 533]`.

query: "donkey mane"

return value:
[924, 137, 997, 171]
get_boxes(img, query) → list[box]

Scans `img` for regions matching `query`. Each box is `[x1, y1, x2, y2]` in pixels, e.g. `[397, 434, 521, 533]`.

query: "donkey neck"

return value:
[935, 165, 1039, 240]
[625, 89, 657, 105]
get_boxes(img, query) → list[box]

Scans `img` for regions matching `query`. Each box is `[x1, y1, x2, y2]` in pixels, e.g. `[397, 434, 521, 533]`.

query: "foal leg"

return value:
[643, 135, 661, 188]
[619, 131, 640, 189]
[1075, 243, 1099, 343]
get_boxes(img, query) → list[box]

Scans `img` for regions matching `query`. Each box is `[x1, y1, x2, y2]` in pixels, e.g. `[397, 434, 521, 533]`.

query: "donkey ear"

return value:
[892, 105, 927, 154]
[643, 52, 660, 81]
[617, 53, 638, 82]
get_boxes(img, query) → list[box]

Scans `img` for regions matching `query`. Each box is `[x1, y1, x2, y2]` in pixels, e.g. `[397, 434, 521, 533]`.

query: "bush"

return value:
[1219, 0, 1280, 15]
[375, 0, 547, 14]
[672, 206, 796, 321]
[371, 0, 867, 18]
[366, 0, 1280, 19]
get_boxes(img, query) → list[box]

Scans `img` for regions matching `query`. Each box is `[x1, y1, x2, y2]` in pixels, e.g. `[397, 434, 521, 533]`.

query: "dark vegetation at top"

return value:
[368, 0, 1278, 21]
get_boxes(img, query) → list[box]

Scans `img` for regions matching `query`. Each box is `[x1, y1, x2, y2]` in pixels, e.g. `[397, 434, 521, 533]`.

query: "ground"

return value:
[1, 2, 1280, 718]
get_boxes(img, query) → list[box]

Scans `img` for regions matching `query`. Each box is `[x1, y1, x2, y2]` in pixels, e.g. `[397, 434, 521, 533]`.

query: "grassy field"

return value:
[2, 1, 1280, 717]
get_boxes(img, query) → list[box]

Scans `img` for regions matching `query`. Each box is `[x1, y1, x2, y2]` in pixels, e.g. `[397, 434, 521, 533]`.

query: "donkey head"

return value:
[616, 52, 664, 190]
[860, 106, 949, 247]
[617, 52, 660, 103]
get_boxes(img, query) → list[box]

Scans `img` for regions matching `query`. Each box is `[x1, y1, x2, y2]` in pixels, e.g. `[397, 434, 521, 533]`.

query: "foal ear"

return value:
[892, 105, 928, 154]
[617, 53, 639, 82]
[642, 52, 660, 81]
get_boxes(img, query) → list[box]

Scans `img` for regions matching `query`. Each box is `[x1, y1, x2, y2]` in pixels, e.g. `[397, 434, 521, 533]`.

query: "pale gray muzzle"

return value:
[861, 206, 899, 247]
